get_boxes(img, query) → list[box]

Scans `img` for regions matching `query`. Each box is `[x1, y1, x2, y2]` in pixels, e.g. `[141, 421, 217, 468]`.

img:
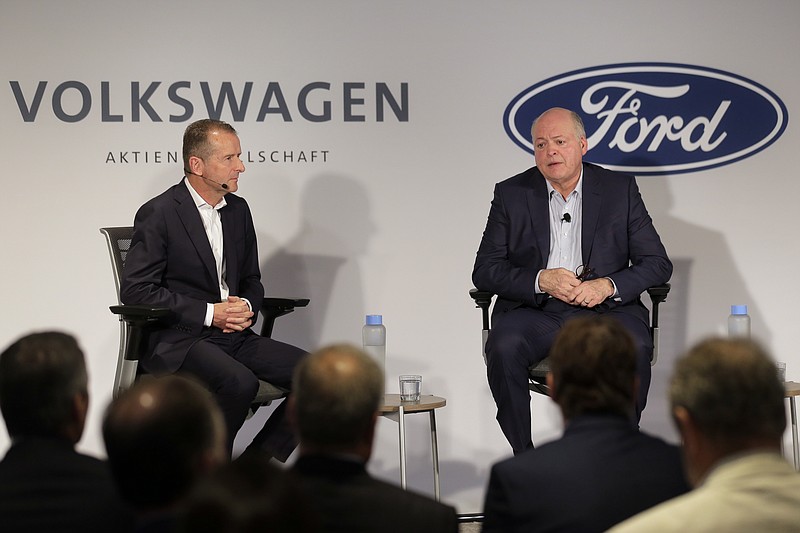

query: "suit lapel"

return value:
[581, 164, 602, 266]
[173, 181, 218, 283]
[527, 168, 551, 268]
[220, 204, 239, 291]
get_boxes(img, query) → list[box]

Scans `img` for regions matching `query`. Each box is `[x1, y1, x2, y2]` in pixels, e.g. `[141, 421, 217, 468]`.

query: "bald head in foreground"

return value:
[103, 375, 228, 531]
[289, 344, 458, 533]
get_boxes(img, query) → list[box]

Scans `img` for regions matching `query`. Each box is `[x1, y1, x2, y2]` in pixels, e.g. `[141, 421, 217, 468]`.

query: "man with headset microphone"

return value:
[121, 118, 307, 461]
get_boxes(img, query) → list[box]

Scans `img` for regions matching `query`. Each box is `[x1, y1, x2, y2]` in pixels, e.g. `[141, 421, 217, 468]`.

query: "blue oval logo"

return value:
[504, 63, 788, 175]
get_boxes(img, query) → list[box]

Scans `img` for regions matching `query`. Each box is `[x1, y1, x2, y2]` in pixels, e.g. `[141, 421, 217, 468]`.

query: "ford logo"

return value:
[504, 63, 788, 175]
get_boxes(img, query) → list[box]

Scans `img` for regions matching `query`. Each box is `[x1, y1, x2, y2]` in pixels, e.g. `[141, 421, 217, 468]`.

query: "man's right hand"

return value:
[538, 268, 582, 304]
[212, 296, 254, 333]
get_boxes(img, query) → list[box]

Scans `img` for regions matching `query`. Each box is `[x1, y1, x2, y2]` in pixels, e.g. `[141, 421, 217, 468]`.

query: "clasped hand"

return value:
[212, 296, 254, 333]
[538, 268, 613, 308]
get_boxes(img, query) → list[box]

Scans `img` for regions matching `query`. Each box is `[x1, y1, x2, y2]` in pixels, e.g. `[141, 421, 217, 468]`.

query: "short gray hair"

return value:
[0, 331, 88, 439]
[670, 337, 785, 446]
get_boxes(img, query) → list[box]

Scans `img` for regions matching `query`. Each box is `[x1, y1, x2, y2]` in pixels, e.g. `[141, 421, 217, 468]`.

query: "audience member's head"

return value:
[178, 452, 316, 533]
[669, 337, 785, 485]
[548, 316, 637, 420]
[0, 331, 89, 443]
[102, 375, 227, 512]
[290, 343, 383, 459]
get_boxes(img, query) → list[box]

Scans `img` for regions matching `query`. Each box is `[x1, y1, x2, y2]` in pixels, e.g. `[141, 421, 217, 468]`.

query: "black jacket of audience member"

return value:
[0, 437, 134, 533]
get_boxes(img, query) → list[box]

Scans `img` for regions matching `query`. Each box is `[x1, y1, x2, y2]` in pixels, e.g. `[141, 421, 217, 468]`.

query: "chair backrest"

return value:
[100, 227, 136, 397]
[100, 227, 134, 304]
[100, 225, 295, 405]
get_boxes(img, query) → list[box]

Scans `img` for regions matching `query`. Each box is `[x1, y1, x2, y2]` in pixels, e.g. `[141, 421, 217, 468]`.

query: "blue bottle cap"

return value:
[731, 305, 748, 315]
[366, 314, 383, 325]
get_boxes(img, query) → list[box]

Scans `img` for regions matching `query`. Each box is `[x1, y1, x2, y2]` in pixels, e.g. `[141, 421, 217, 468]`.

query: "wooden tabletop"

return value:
[785, 381, 800, 398]
[379, 394, 446, 413]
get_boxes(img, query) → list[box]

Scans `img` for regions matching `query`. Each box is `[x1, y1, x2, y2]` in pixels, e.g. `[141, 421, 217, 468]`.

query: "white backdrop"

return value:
[2, 0, 798, 513]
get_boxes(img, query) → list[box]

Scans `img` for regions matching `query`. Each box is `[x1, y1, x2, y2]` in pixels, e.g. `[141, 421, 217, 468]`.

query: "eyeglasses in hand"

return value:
[575, 265, 595, 282]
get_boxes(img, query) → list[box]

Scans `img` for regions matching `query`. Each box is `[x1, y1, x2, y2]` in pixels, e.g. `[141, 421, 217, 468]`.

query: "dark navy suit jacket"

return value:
[0, 438, 135, 532]
[482, 414, 690, 533]
[292, 454, 458, 533]
[472, 162, 672, 325]
[121, 178, 265, 374]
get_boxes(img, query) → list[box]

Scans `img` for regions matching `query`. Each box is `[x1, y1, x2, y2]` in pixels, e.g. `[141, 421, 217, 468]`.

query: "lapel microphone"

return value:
[561, 213, 571, 223]
[184, 169, 229, 190]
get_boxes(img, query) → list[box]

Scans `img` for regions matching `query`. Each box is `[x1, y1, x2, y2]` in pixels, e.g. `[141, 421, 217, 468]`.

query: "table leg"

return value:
[429, 409, 440, 501]
[791, 397, 799, 470]
[399, 405, 407, 488]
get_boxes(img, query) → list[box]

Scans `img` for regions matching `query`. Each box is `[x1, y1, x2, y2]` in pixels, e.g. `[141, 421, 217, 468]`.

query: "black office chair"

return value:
[469, 284, 670, 395]
[101, 227, 309, 411]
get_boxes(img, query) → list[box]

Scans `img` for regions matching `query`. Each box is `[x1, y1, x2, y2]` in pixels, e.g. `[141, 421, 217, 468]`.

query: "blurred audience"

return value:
[103, 375, 228, 533]
[612, 337, 800, 532]
[0, 331, 134, 532]
[482, 316, 689, 532]
[289, 343, 459, 533]
[178, 451, 317, 533]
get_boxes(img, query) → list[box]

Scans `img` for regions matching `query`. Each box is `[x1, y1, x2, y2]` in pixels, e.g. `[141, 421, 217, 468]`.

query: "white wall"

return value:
[1, 0, 798, 513]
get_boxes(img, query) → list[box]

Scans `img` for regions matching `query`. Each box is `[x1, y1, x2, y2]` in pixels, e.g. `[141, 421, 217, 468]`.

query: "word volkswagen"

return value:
[9, 80, 409, 123]
[504, 63, 787, 175]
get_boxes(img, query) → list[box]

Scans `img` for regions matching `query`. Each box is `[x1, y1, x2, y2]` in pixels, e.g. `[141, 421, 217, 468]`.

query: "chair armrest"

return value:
[470, 289, 494, 331]
[469, 289, 494, 307]
[646, 283, 670, 304]
[470, 285, 670, 331]
[645, 283, 670, 329]
[262, 297, 310, 311]
[259, 297, 310, 338]
[109, 304, 170, 322]
[109, 305, 170, 363]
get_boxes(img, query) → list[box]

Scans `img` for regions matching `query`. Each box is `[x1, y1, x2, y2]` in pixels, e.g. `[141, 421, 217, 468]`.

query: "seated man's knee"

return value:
[486, 325, 529, 361]
[220, 368, 259, 403]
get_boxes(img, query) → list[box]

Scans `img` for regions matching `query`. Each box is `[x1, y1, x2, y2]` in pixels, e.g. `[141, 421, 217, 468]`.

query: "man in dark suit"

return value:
[121, 118, 306, 459]
[289, 344, 459, 533]
[103, 375, 228, 533]
[472, 107, 672, 454]
[0, 331, 134, 533]
[482, 317, 690, 533]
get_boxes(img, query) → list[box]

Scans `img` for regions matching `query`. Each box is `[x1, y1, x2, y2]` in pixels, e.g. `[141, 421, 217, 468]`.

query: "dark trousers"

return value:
[485, 299, 652, 454]
[179, 329, 307, 461]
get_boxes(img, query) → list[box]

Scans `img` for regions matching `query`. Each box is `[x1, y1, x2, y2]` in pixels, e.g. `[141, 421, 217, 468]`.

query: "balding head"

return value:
[291, 344, 383, 455]
[102, 375, 227, 510]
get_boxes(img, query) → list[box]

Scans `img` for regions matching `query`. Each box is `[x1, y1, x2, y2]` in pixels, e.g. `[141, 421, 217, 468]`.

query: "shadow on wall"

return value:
[235, 174, 374, 456]
[637, 175, 769, 441]
[257, 173, 375, 351]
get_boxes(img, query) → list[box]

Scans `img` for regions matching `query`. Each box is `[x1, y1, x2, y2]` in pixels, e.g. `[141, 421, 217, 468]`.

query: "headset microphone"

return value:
[211, 177, 229, 190]
[561, 213, 571, 223]
[185, 169, 229, 190]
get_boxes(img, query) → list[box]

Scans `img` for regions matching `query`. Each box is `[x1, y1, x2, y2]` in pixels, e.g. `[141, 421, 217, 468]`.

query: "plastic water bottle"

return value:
[362, 314, 386, 371]
[728, 305, 751, 338]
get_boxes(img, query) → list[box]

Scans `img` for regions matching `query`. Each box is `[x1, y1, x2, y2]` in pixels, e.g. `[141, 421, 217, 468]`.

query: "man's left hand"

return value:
[218, 296, 254, 333]
[568, 278, 614, 308]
